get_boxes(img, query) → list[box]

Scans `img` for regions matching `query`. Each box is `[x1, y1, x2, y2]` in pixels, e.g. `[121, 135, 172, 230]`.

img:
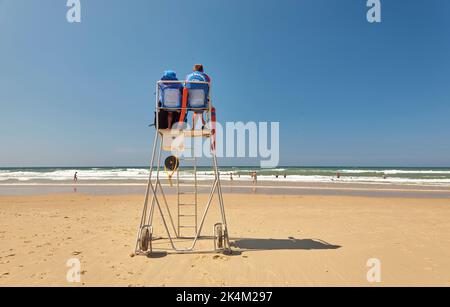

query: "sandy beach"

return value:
[1, 190, 450, 287]
[2, 0, 450, 293]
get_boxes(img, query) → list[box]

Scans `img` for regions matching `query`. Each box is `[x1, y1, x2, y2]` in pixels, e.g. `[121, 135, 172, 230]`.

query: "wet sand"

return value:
[1, 180, 450, 198]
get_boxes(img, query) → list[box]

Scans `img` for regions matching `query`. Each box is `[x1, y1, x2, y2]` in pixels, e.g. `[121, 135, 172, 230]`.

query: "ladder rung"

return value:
[179, 203, 196, 206]
[179, 214, 196, 217]
[179, 192, 196, 195]
[179, 226, 196, 228]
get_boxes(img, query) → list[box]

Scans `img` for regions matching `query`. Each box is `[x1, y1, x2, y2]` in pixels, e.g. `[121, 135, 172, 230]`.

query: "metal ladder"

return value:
[176, 156, 198, 238]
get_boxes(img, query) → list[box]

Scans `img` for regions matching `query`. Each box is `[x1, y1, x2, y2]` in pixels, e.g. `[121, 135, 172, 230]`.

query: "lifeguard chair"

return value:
[134, 78, 231, 255]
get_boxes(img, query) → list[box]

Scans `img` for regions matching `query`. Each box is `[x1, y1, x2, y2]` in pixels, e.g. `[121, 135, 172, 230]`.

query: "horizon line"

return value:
[1, 165, 450, 169]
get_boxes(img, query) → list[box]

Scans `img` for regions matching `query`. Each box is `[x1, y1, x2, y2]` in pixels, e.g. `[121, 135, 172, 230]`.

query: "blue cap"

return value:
[162, 70, 177, 80]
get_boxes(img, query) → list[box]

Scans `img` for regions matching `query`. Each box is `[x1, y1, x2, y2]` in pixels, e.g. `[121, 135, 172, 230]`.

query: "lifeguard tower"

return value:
[134, 77, 231, 255]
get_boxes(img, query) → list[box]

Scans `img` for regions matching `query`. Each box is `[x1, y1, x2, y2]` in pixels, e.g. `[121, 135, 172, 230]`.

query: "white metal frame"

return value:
[134, 80, 231, 255]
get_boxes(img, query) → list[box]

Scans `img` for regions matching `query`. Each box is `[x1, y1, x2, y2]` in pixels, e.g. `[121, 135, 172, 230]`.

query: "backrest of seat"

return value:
[159, 70, 182, 109]
[185, 72, 209, 109]
[188, 89, 206, 108]
[159, 83, 183, 109]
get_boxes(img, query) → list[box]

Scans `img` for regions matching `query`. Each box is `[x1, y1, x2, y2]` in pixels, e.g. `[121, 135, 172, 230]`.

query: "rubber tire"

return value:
[215, 224, 223, 249]
[140, 228, 151, 252]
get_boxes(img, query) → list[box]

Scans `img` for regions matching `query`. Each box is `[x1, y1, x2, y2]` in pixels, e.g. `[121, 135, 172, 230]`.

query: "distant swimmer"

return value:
[73, 172, 78, 182]
[252, 171, 258, 183]
[283, 173, 287, 179]
[230, 173, 233, 181]
[337, 172, 341, 179]
[383, 173, 387, 179]
[251, 171, 257, 193]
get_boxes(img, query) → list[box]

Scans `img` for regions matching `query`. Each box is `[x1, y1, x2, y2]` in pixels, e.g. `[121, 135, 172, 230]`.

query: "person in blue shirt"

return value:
[159, 70, 183, 129]
[187, 64, 211, 83]
[185, 64, 211, 129]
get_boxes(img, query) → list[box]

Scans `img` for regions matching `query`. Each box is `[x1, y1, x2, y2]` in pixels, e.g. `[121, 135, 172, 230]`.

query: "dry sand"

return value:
[0, 192, 450, 286]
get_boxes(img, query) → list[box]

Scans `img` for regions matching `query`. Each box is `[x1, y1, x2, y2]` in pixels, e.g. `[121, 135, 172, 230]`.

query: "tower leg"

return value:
[135, 131, 160, 254]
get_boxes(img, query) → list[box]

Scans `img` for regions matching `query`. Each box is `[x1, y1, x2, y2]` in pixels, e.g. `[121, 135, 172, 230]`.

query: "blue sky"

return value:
[0, 0, 449, 167]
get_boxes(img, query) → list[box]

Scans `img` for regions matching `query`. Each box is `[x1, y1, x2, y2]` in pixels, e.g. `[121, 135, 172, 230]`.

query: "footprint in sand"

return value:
[212, 255, 228, 261]
[72, 251, 82, 256]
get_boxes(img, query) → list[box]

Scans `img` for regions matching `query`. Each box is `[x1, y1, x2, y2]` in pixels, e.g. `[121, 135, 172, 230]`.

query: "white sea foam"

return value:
[0, 169, 149, 181]
[1, 168, 450, 187]
[339, 169, 450, 175]
[253, 175, 450, 185]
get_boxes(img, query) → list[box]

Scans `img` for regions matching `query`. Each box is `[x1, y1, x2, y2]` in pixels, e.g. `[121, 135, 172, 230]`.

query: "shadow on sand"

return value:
[230, 237, 341, 251]
[146, 251, 168, 258]
[136, 237, 340, 258]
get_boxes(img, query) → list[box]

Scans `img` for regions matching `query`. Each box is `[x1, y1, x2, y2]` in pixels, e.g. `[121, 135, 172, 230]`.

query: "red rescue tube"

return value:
[211, 107, 217, 152]
[178, 87, 189, 126]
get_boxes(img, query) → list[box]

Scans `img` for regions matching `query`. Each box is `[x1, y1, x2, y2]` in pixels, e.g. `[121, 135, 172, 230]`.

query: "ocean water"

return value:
[1, 167, 450, 186]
